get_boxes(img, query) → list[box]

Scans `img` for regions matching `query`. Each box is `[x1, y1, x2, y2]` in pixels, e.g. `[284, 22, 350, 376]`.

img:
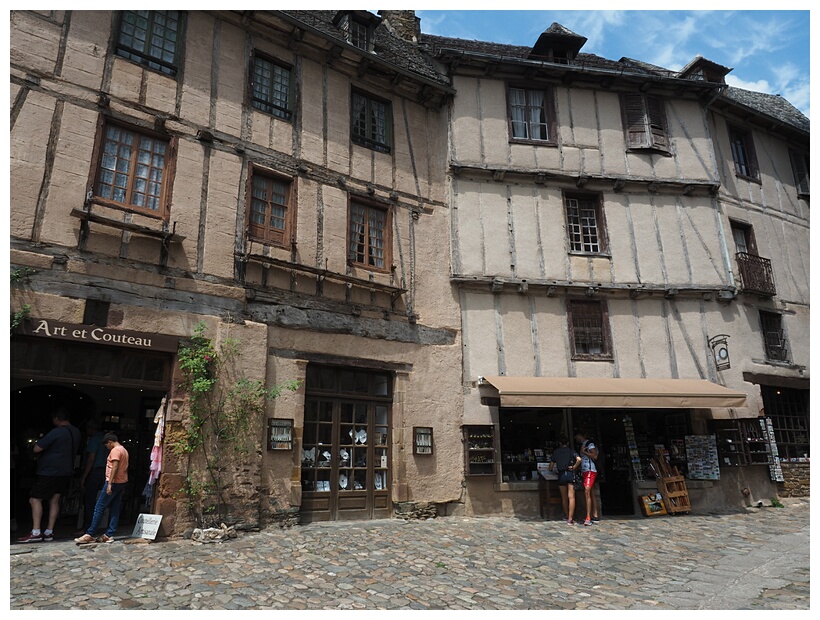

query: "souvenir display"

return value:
[319, 450, 332, 467]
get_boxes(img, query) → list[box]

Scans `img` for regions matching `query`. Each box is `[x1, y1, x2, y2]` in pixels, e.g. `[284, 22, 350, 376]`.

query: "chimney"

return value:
[379, 10, 420, 43]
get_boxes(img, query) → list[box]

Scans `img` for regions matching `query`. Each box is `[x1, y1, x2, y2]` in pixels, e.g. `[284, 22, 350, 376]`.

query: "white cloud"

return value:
[725, 75, 773, 94]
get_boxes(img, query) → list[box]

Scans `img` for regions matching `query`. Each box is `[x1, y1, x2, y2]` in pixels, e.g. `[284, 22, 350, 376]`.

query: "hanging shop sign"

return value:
[18, 318, 179, 352]
[709, 334, 731, 371]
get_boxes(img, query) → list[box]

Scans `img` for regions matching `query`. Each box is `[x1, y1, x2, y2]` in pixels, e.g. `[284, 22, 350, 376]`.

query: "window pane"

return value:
[571, 301, 605, 356]
[351, 92, 390, 151]
[249, 173, 290, 241]
[509, 87, 549, 141]
[116, 11, 179, 75]
[566, 197, 601, 253]
[252, 56, 291, 119]
[349, 203, 386, 269]
[349, 203, 367, 263]
[95, 123, 168, 213]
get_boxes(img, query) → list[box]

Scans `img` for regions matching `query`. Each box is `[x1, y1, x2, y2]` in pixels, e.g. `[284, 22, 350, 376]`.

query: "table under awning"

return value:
[482, 376, 748, 409]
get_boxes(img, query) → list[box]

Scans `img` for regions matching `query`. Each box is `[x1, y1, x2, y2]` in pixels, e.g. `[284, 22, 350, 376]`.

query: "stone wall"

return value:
[778, 462, 809, 497]
[394, 501, 438, 520]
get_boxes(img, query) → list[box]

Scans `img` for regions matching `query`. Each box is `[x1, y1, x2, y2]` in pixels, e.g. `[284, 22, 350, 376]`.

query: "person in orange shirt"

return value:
[74, 433, 129, 544]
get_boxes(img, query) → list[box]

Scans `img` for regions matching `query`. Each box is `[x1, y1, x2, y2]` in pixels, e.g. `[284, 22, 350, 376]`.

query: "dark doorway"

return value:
[10, 337, 172, 539]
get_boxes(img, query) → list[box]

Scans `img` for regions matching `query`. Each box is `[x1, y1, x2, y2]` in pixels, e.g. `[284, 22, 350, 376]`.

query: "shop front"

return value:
[10, 318, 177, 534]
[299, 365, 393, 522]
[465, 376, 764, 517]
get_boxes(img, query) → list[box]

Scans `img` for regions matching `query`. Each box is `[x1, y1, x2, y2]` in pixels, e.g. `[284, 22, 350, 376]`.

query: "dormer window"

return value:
[528, 22, 587, 64]
[349, 20, 370, 50]
[334, 11, 380, 53]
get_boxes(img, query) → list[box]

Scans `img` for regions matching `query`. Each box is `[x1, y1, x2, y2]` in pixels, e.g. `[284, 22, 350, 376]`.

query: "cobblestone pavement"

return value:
[9, 498, 809, 610]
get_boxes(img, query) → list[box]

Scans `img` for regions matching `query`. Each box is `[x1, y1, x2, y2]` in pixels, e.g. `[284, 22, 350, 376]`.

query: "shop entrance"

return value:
[300, 365, 392, 522]
[498, 407, 694, 517]
[10, 336, 172, 537]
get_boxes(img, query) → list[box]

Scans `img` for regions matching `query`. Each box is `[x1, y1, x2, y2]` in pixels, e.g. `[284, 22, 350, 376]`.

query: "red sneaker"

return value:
[18, 531, 44, 543]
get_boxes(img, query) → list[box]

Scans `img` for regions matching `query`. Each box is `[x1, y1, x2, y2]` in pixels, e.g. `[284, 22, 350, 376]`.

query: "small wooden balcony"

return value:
[736, 252, 776, 297]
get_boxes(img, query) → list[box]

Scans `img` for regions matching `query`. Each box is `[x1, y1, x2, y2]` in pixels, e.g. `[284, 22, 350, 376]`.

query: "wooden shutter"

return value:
[790, 150, 809, 194]
[645, 95, 668, 149]
[622, 93, 647, 147]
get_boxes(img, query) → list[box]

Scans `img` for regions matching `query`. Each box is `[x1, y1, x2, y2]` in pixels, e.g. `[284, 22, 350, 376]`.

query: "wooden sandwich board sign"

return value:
[132, 513, 163, 540]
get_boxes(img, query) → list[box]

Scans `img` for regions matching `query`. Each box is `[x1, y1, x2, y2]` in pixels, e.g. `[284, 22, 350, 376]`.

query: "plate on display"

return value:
[339, 474, 348, 489]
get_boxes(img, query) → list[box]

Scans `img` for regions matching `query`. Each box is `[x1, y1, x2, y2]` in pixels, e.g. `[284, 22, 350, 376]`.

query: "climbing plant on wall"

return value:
[10, 267, 34, 335]
[173, 322, 300, 527]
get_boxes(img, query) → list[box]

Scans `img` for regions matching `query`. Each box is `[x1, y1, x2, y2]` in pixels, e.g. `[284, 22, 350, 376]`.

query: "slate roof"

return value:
[419, 34, 676, 78]
[722, 87, 809, 134]
[278, 10, 450, 86]
[276, 13, 808, 135]
[419, 32, 809, 135]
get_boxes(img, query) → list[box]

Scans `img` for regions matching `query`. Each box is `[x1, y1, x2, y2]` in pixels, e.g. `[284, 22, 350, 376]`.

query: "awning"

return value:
[483, 376, 747, 409]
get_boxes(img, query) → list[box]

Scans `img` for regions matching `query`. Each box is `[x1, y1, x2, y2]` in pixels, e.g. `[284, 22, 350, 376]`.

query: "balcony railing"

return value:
[736, 252, 776, 296]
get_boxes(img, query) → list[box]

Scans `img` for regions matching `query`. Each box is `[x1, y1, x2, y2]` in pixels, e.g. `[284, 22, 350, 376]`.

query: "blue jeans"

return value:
[82, 468, 105, 531]
[86, 481, 126, 537]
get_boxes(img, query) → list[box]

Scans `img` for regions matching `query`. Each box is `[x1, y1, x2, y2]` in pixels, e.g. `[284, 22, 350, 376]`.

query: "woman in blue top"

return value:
[551, 435, 581, 525]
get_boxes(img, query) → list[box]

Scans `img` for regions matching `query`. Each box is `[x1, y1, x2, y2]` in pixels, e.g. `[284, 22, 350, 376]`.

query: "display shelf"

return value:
[464, 425, 496, 476]
[712, 422, 748, 466]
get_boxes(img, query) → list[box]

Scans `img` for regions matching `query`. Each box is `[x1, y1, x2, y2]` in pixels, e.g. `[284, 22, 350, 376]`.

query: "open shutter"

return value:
[384, 101, 393, 151]
[645, 95, 668, 149]
[745, 133, 760, 179]
[622, 94, 647, 147]
[790, 150, 809, 194]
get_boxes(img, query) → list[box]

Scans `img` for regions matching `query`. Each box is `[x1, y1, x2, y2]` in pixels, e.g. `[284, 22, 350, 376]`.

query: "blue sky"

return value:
[416, 9, 811, 119]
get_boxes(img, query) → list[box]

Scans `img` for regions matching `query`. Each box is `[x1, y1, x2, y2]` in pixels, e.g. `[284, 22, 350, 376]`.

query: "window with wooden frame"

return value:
[759, 311, 789, 363]
[507, 85, 556, 143]
[621, 93, 669, 152]
[250, 52, 294, 120]
[789, 149, 809, 196]
[565, 192, 607, 254]
[728, 124, 759, 180]
[351, 89, 392, 154]
[730, 221, 757, 256]
[567, 299, 612, 360]
[116, 10, 182, 77]
[91, 119, 174, 219]
[246, 166, 294, 247]
[348, 198, 391, 271]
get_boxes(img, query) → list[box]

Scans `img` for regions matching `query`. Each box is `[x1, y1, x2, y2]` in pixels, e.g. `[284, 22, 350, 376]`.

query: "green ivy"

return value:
[174, 322, 300, 527]
[10, 267, 35, 335]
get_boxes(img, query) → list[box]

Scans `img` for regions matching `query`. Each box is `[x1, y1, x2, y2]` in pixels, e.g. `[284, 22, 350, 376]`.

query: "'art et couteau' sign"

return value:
[18, 318, 179, 353]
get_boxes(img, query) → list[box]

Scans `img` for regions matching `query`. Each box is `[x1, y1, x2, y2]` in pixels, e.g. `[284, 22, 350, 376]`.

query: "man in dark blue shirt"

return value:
[17, 408, 81, 543]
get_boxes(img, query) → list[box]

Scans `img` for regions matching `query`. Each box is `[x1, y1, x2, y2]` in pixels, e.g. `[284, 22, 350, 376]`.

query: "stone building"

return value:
[418, 22, 809, 517]
[10, 9, 462, 534]
[9, 10, 809, 534]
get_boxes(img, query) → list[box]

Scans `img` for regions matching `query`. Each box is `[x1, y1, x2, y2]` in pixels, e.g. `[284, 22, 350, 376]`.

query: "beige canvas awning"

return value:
[483, 376, 747, 409]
